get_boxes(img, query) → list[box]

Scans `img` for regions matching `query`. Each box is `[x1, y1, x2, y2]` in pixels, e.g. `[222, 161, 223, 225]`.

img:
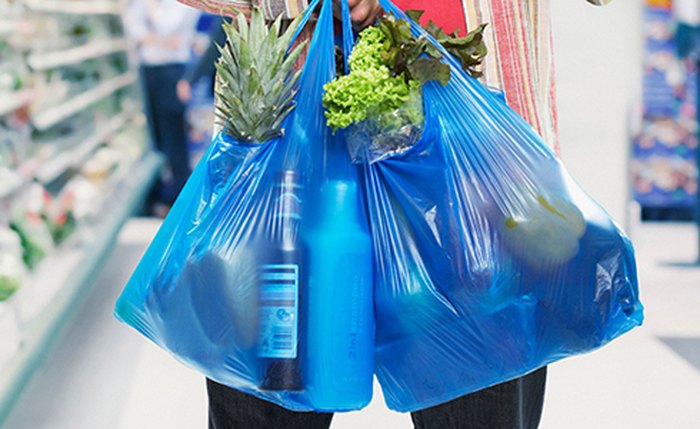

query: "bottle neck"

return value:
[320, 180, 360, 224]
[274, 170, 302, 248]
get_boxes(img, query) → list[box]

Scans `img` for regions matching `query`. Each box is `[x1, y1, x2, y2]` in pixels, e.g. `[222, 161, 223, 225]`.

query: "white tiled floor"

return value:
[4, 218, 700, 429]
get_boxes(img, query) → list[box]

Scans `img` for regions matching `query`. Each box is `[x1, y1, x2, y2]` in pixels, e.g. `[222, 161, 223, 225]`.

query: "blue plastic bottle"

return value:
[306, 180, 374, 411]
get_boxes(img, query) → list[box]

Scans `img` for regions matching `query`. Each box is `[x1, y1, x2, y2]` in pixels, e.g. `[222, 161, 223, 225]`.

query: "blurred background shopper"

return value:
[126, 0, 199, 214]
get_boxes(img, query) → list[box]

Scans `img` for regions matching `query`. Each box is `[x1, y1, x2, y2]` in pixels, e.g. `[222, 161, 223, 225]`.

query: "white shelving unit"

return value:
[0, 0, 158, 425]
[0, 89, 32, 117]
[24, 0, 121, 15]
[32, 72, 136, 130]
[28, 38, 128, 71]
[0, 153, 162, 425]
[0, 19, 17, 36]
[35, 109, 133, 183]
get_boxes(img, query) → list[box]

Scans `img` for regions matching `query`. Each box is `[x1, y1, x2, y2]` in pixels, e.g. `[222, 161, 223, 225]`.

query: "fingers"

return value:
[350, 0, 380, 29]
[350, 1, 369, 22]
[360, 2, 381, 28]
[333, 0, 381, 29]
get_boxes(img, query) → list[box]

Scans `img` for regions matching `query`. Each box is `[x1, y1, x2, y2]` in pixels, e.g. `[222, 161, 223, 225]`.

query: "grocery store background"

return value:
[1, 0, 699, 428]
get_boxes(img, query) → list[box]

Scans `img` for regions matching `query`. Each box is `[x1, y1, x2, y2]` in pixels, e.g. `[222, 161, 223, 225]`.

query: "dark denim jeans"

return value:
[140, 64, 191, 206]
[207, 366, 546, 429]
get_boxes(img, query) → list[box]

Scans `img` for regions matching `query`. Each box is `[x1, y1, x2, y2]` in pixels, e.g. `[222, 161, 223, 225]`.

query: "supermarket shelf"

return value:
[28, 39, 129, 71]
[32, 73, 136, 130]
[24, 0, 121, 15]
[1, 110, 133, 197]
[0, 20, 16, 36]
[0, 172, 23, 201]
[0, 90, 33, 117]
[0, 303, 11, 322]
[0, 152, 162, 426]
[35, 110, 133, 184]
[0, 19, 33, 36]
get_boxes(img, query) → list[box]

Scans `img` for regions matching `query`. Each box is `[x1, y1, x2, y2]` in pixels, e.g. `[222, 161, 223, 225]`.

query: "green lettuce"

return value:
[323, 19, 428, 132]
[324, 13, 487, 133]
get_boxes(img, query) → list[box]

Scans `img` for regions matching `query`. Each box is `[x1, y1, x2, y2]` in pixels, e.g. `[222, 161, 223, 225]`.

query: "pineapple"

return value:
[215, 7, 307, 143]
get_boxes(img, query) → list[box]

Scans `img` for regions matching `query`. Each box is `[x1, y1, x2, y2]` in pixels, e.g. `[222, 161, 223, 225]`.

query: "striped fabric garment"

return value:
[394, 0, 564, 152]
[176, 0, 309, 19]
[178, 0, 612, 152]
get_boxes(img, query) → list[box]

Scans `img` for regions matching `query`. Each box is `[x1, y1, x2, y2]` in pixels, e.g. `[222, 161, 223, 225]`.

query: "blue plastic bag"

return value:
[359, 0, 644, 411]
[116, 0, 376, 412]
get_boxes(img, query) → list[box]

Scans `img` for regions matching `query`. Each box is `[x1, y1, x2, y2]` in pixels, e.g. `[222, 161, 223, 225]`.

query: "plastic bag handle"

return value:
[339, 0, 355, 73]
[287, 0, 323, 53]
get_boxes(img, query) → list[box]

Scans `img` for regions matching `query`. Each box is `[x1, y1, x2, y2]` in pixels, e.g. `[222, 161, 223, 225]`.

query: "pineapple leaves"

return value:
[215, 7, 307, 143]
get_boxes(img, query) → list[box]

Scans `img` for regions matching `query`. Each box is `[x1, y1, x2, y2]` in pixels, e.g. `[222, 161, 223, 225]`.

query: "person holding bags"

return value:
[115, 0, 636, 428]
[177, 0, 562, 428]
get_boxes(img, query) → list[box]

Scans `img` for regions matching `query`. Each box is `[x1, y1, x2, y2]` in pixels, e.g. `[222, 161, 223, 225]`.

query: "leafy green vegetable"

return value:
[406, 10, 488, 78]
[375, 16, 449, 85]
[0, 277, 20, 301]
[347, 26, 387, 72]
[323, 11, 487, 135]
[324, 15, 434, 132]
[324, 65, 420, 130]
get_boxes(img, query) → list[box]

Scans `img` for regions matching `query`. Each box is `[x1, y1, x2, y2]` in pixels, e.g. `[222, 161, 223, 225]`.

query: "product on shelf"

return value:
[62, 176, 102, 219]
[110, 124, 148, 161]
[30, 70, 71, 115]
[9, 183, 55, 269]
[0, 167, 21, 197]
[81, 146, 124, 184]
[45, 188, 77, 244]
[0, 226, 24, 301]
[1, 111, 31, 166]
[0, 39, 25, 93]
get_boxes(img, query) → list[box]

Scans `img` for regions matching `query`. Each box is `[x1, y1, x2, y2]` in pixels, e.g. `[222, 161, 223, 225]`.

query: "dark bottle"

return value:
[258, 170, 305, 391]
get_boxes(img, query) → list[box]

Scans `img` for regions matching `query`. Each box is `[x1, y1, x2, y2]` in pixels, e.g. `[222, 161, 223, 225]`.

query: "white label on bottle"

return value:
[258, 264, 299, 359]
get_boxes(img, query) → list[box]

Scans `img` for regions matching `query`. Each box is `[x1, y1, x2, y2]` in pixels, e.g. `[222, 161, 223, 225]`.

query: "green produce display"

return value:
[10, 214, 53, 270]
[0, 276, 19, 301]
[0, 227, 25, 301]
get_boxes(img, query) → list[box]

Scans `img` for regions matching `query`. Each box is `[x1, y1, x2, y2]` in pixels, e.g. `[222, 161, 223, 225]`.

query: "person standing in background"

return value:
[126, 0, 200, 214]
[176, 16, 226, 103]
[171, 0, 611, 427]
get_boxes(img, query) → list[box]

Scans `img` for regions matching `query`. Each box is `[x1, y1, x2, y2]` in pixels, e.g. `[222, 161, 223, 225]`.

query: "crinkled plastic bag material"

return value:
[362, 0, 643, 412]
[346, 85, 424, 164]
[115, 0, 376, 412]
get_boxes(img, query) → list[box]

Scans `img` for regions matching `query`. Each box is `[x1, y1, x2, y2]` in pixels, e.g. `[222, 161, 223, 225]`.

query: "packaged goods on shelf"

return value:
[9, 184, 55, 270]
[81, 146, 124, 184]
[0, 227, 24, 302]
[62, 176, 102, 220]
